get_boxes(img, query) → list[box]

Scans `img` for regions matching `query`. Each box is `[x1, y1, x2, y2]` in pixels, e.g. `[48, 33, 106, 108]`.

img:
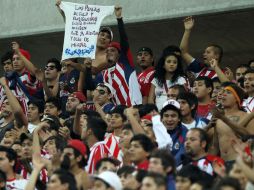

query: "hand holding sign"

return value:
[59, 2, 114, 60]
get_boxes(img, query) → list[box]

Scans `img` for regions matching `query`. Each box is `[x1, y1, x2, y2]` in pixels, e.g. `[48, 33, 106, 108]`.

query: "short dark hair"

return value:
[244, 68, 254, 75]
[236, 64, 249, 70]
[82, 110, 101, 118]
[150, 149, 175, 174]
[28, 99, 45, 114]
[95, 157, 119, 171]
[45, 97, 61, 110]
[162, 45, 181, 57]
[117, 166, 136, 177]
[213, 177, 241, 190]
[43, 136, 67, 152]
[195, 76, 213, 96]
[130, 134, 155, 153]
[189, 128, 208, 151]
[144, 172, 167, 188]
[177, 165, 204, 183]
[52, 169, 78, 190]
[47, 58, 61, 71]
[139, 104, 158, 118]
[1, 51, 13, 64]
[87, 117, 107, 141]
[0, 146, 17, 168]
[160, 104, 181, 119]
[110, 105, 127, 121]
[208, 44, 223, 63]
[177, 92, 198, 118]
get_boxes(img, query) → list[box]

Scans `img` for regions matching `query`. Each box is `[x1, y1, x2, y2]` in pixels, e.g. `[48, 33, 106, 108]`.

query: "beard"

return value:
[1, 110, 11, 118]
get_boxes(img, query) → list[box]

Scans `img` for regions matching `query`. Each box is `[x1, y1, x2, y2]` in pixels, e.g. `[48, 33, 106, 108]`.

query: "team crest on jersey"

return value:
[174, 142, 179, 150]
[70, 77, 76, 84]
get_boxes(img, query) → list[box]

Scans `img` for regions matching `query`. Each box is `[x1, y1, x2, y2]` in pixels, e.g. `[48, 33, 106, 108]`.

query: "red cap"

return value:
[68, 139, 87, 157]
[141, 114, 152, 121]
[19, 49, 31, 60]
[69, 91, 86, 103]
[108, 42, 121, 52]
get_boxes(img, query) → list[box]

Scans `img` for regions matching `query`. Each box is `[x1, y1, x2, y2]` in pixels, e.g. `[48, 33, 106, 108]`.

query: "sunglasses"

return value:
[45, 65, 56, 70]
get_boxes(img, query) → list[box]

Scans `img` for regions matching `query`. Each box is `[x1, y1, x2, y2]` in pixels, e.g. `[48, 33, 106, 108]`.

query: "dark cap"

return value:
[41, 114, 62, 131]
[99, 27, 113, 41]
[137, 47, 153, 56]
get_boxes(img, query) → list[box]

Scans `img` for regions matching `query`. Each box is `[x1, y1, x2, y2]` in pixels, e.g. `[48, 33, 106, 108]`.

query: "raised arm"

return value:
[210, 59, 229, 82]
[0, 77, 28, 127]
[125, 107, 145, 134]
[179, 16, 195, 65]
[73, 104, 83, 135]
[12, 42, 37, 76]
[55, 0, 66, 22]
[115, 7, 128, 51]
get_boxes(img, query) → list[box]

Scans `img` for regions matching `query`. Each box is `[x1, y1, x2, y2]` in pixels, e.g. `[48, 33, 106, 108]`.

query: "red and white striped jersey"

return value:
[0, 70, 42, 115]
[105, 133, 123, 162]
[101, 63, 142, 106]
[20, 162, 48, 183]
[243, 97, 254, 113]
[86, 141, 111, 174]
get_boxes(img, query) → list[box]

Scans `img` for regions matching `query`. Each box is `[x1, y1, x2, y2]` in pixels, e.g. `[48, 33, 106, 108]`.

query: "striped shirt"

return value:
[188, 59, 223, 79]
[0, 70, 42, 115]
[105, 133, 123, 162]
[86, 141, 111, 174]
[95, 18, 142, 106]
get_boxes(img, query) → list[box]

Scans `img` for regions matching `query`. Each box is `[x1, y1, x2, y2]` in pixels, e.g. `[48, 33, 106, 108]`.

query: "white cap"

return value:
[94, 171, 122, 190]
[162, 99, 180, 109]
[103, 83, 115, 94]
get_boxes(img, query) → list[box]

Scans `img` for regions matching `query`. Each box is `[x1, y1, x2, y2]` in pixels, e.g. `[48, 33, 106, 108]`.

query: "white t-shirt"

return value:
[6, 178, 28, 190]
[151, 76, 188, 111]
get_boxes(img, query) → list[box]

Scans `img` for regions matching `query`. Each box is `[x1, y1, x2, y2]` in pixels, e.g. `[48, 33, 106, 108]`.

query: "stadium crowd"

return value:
[0, 2, 254, 190]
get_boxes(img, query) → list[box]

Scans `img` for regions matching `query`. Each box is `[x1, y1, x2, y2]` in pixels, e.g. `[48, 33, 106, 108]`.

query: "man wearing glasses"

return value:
[93, 83, 115, 114]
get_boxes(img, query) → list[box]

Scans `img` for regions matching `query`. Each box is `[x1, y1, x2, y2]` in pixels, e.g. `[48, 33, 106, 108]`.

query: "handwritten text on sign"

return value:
[60, 2, 114, 60]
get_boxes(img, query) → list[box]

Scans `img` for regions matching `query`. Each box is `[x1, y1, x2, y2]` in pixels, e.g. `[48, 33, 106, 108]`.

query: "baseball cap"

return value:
[100, 27, 113, 41]
[162, 99, 180, 110]
[68, 139, 87, 158]
[69, 91, 86, 103]
[137, 47, 153, 56]
[94, 171, 122, 190]
[107, 42, 121, 52]
[41, 114, 62, 131]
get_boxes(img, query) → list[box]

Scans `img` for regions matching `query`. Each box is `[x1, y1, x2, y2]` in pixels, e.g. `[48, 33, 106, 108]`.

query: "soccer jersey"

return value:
[188, 59, 219, 79]
[138, 67, 155, 97]
[94, 18, 142, 106]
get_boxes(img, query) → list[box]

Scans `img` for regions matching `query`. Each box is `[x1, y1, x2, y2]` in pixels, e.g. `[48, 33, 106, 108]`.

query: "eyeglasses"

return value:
[45, 65, 56, 70]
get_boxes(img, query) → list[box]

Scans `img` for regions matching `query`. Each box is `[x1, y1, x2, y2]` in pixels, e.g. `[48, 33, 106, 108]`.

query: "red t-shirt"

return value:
[197, 102, 215, 119]
[138, 67, 155, 97]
